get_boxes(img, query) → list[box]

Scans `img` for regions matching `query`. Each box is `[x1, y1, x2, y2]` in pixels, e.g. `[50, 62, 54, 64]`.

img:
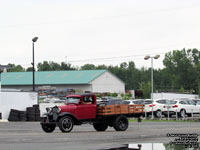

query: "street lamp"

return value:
[144, 55, 160, 119]
[32, 37, 38, 91]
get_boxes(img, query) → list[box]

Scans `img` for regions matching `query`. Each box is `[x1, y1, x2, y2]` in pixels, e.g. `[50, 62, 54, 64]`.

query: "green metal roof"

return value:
[1, 70, 107, 85]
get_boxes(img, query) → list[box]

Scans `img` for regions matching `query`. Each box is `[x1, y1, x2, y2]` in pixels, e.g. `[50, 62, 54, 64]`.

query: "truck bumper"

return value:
[40, 117, 58, 125]
[40, 122, 58, 125]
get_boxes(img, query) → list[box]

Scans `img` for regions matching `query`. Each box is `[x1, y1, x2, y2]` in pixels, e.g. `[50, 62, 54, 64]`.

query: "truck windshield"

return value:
[66, 97, 80, 104]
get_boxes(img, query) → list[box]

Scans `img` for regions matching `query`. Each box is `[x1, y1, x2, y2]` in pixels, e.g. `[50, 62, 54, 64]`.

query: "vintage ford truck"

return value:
[40, 93, 144, 133]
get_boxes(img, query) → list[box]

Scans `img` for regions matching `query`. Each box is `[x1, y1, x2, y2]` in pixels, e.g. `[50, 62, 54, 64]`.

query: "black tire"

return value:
[93, 123, 108, 131]
[27, 107, 35, 114]
[41, 124, 56, 133]
[35, 117, 41, 121]
[19, 111, 26, 117]
[8, 116, 19, 121]
[164, 114, 172, 118]
[9, 109, 20, 121]
[58, 116, 74, 133]
[113, 116, 129, 131]
[9, 109, 19, 117]
[179, 109, 186, 118]
[27, 114, 35, 117]
[35, 110, 41, 114]
[35, 114, 41, 119]
[33, 104, 39, 109]
[155, 110, 162, 118]
[19, 117, 27, 121]
[10, 109, 19, 114]
[27, 115, 36, 121]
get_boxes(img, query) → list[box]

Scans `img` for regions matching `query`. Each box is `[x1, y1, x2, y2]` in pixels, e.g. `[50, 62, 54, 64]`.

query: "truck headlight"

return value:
[52, 106, 61, 114]
[46, 106, 61, 114]
[46, 107, 51, 113]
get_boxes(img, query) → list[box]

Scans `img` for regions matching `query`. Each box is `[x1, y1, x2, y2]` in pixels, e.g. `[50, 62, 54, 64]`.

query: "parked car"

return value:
[98, 99, 128, 106]
[124, 100, 138, 105]
[124, 99, 175, 118]
[170, 98, 200, 118]
[134, 99, 175, 118]
[43, 97, 61, 103]
[192, 99, 200, 106]
[147, 99, 175, 118]
[131, 99, 154, 117]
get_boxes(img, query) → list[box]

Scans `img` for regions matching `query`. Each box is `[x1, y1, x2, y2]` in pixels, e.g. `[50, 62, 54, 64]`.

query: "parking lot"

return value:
[0, 121, 199, 150]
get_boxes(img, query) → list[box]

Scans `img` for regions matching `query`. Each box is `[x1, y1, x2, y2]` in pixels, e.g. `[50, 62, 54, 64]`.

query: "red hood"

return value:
[59, 104, 77, 113]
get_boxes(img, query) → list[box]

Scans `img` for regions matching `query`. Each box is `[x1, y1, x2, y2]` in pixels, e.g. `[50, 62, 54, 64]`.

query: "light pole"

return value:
[32, 37, 38, 91]
[144, 55, 160, 119]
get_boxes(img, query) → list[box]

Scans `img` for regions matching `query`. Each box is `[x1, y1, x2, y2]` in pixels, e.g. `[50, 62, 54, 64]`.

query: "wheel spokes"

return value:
[62, 119, 72, 130]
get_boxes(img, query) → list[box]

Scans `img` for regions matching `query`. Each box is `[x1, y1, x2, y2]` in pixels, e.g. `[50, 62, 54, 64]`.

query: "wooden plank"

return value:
[97, 104, 144, 116]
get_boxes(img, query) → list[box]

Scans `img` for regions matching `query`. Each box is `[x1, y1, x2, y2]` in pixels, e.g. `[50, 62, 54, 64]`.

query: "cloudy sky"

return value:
[0, 0, 200, 69]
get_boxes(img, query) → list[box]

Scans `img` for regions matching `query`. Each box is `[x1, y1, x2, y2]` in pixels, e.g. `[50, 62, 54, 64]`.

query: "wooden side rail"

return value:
[97, 104, 144, 116]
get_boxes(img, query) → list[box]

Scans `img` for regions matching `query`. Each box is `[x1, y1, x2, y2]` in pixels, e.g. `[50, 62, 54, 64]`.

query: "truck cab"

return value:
[60, 94, 97, 120]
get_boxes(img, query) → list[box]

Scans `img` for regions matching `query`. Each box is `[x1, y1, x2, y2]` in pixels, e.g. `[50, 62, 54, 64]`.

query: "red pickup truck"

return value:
[40, 93, 144, 133]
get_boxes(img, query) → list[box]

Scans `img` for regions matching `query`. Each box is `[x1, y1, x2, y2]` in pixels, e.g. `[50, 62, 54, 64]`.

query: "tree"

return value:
[126, 61, 140, 90]
[112, 93, 118, 97]
[179, 87, 184, 93]
[60, 62, 75, 70]
[7, 64, 25, 72]
[80, 64, 96, 70]
[26, 67, 33, 72]
[37, 61, 51, 71]
[163, 48, 197, 91]
[37, 61, 75, 71]
[96, 65, 107, 70]
[139, 81, 151, 99]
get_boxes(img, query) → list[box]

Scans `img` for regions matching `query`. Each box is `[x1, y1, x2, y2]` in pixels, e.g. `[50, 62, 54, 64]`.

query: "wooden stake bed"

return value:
[97, 104, 144, 116]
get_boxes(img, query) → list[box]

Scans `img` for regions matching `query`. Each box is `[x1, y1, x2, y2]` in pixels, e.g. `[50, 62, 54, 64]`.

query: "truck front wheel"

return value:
[41, 124, 56, 133]
[113, 116, 129, 131]
[93, 123, 108, 131]
[58, 116, 74, 133]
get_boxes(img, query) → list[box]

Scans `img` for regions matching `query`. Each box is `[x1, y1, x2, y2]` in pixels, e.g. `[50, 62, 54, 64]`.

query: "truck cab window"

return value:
[66, 97, 80, 104]
[83, 96, 94, 104]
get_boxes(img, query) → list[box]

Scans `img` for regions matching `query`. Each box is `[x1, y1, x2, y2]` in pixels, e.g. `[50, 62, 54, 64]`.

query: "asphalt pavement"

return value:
[0, 121, 199, 150]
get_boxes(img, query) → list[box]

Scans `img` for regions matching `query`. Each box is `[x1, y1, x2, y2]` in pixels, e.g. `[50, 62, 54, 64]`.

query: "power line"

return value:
[68, 53, 165, 63]
[1, 4, 199, 28]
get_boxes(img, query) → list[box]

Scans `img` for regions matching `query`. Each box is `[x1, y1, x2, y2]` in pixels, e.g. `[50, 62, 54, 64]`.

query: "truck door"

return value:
[82, 95, 96, 119]
[76, 95, 97, 119]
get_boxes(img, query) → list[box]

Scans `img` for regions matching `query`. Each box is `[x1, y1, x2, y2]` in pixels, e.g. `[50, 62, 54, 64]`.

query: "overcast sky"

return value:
[1, 0, 200, 69]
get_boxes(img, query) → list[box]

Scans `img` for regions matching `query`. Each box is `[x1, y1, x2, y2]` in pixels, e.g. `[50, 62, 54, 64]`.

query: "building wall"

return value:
[53, 84, 92, 92]
[2, 85, 33, 91]
[90, 71, 125, 93]
[0, 92, 38, 119]
[153, 93, 199, 99]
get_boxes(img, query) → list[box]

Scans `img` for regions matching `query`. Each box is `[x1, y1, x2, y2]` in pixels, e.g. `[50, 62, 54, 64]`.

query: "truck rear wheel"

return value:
[113, 116, 129, 131]
[58, 116, 74, 133]
[93, 123, 108, 131]
[41, 124, 56, 133]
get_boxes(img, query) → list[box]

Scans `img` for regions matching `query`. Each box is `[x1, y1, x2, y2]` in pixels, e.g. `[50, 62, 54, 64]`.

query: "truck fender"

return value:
[42, 112, 49, 116]
[57, 112, 80, 125]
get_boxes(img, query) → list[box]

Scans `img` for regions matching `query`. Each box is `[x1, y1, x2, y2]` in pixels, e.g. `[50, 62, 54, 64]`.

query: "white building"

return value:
[2, 70, 125, 93]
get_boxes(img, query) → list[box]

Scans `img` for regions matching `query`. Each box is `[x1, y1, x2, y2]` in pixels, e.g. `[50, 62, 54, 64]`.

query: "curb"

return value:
[0, 120, 8, 122]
